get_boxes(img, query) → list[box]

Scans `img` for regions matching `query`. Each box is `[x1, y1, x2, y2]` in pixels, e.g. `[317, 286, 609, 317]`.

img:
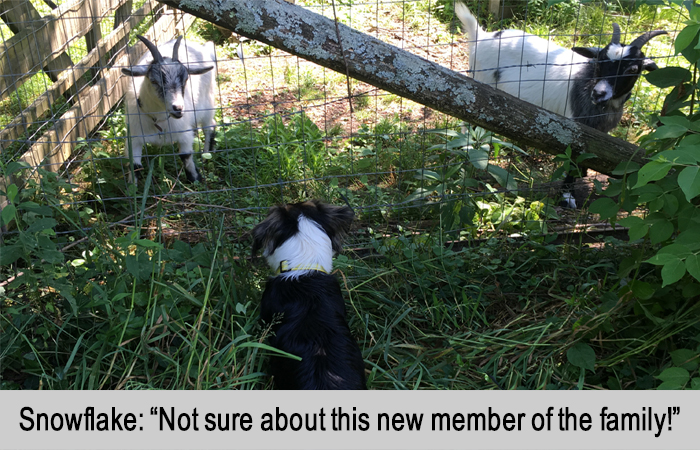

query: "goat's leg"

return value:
[126, 141, 145, 183]
[203, 120, 216, 154]
[178, 141, 202, 183]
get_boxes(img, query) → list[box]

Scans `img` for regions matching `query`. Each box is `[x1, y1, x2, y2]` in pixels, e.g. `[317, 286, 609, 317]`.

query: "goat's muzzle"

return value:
[170, 111, 184, 119]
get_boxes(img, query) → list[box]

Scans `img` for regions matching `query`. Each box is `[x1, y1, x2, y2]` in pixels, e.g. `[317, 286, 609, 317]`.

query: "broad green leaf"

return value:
[17, 201, 53, 216]
[617, 216, 644, 227]
[657, 367, 690, 385]
[656, 381, 683, 390]
[649, 219, 674, 244]
[678, 166, 700, 201]
[635, 184, 664, 203]
[487, 165, 518, 192]
[575, 153, 597, 164]
[630, 280, 655, 300]
[406, 187, 432, 202]
[589, 198, 619, 220]
[125, 254, 140, 279]
[468, 148, 489, 170]
[0, 244, 22, 265]
[663, 194, 679, 216]
[1, 203, 16, 226]
[611, 161, 640, 175]
[678, 203, 700, 232]
[658, 243, 694, 258]
[671, 349, 699, 371]
[655, 148, 699, 165]
[567, 342, 596, 372]
[676, 229, 700, 249]
[646, 253, 679, 265]
[661, 258, 687, 287]
[26, 217, 57, 234]
[415, 169, 442, 182]
[6, 161, 30, 176]
[133, 239, 163, 249]
[628, 223, 649, 241]
[659, 115, 692, 127]
[675, 23, 700, 54]
[686, 254, 700, 282]
[692, 378, 700, 390]
[645, 67, 692, 88]
[634, 161, 673, 189]
[6, 184, 17, 202]
[653, 124, 688, 140]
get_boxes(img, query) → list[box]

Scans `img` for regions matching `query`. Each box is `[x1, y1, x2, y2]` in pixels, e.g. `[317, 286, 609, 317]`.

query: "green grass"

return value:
[2, 0, 699, 391]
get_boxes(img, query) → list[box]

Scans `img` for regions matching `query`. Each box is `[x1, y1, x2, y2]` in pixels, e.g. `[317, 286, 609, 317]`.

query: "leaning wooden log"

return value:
[161, 0, 648, 176]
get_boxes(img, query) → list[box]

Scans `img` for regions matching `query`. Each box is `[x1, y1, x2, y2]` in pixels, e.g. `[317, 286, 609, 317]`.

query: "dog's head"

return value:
[252, 200, 354, 274]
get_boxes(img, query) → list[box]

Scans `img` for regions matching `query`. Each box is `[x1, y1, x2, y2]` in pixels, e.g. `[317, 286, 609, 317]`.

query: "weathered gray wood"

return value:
[159, 0, 646, 176]
[85, 0, 105, 82]
[0, 0, 126, 100]
[0, 0, 75, 87]
[110, 0, 132, 64]
[0, 0, 155, 151]
[489, 0, 500, 16]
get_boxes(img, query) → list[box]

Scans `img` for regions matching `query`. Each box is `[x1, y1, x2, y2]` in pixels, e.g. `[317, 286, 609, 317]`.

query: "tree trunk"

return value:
[161, 0, 646, 176]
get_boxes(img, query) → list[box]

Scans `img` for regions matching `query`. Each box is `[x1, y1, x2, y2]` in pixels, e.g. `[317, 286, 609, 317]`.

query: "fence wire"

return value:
[0, 0, 685, 252]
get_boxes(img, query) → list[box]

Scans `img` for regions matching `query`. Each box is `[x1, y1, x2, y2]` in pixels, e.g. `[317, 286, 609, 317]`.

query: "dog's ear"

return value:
[252, 206, 281, 257]
[315, 202, 354, 253]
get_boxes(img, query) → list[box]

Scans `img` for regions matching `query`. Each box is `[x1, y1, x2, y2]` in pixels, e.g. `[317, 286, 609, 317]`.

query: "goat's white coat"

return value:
[263, 215, 334, 280]
[456, 2, 589, 118]
[123, 38, 217, 180]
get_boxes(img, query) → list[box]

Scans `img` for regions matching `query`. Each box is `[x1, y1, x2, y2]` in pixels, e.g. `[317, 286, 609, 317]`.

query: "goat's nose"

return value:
[173, 104, 183, 112]
[591, 81, 613, 104]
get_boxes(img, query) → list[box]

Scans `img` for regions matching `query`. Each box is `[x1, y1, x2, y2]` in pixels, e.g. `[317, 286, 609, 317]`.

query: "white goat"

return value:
[122, 35, 217, 183]
[455, 2, 666, 133]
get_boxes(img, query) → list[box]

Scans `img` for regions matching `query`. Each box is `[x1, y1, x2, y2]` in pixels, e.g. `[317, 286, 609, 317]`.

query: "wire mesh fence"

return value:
[0, 0, 684, 252]
[1, 0, 696, 391]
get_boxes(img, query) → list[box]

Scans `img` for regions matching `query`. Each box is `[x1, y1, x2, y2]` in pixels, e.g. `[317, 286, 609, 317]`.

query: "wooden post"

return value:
[0, 0, 75, 85]
[84, 0, 104, 82]
[489, 0, 500, 16]
[109, 0, 132, 65]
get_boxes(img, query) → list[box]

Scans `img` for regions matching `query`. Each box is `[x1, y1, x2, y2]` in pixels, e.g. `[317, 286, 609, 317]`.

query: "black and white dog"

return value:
[252, 200, 367, 390]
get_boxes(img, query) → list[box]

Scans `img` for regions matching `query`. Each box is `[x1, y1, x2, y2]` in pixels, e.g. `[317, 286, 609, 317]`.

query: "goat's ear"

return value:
[187, 64, 215, 75]
[642, 58, 659, 72]
[571, 47, 601, 59]
[122, 66, 148, 77]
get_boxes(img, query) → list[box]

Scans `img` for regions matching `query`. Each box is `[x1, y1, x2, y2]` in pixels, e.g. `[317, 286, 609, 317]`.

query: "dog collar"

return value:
[275, 260, 328, 275]
[137, 97, 164, 132]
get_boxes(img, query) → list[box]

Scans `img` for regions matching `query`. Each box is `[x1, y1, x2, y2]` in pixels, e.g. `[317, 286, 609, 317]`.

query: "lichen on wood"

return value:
[162, 0, 646, 176]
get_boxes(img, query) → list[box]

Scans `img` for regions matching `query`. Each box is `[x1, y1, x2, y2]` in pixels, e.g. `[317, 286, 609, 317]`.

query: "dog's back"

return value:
[253, 200, 366, 390]
[261, 272, 366, 390]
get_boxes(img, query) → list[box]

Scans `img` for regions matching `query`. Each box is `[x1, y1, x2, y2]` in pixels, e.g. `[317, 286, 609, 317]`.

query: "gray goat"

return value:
[122, 35, 217, 183]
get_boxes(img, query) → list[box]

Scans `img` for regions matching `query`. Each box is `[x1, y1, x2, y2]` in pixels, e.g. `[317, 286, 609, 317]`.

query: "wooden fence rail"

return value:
[0, 0, 195, 212]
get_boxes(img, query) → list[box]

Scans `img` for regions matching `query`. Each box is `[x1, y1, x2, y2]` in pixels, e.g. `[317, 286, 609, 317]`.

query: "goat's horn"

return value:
[611, 23, 621, 45]
[137, 35, 164, 63]
[629, 30, 668, 48]
[172, 36, 183, 62]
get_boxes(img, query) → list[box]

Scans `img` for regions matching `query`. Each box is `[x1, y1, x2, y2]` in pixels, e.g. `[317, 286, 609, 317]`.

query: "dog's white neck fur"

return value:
[265, 215, 333, 279]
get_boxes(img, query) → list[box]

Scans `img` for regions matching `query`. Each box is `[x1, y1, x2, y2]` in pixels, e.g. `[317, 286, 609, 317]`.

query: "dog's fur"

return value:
[252, 200, 366, 390]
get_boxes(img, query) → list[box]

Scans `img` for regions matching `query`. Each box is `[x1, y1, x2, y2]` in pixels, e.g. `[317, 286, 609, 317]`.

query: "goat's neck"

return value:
[137, 83, 169, 121]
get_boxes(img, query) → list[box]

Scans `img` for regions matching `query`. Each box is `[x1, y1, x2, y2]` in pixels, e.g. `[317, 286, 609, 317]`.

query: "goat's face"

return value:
[121, 35, 215, 119]
[573, 26, 666, 106]
[146, 59, 190, 119]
